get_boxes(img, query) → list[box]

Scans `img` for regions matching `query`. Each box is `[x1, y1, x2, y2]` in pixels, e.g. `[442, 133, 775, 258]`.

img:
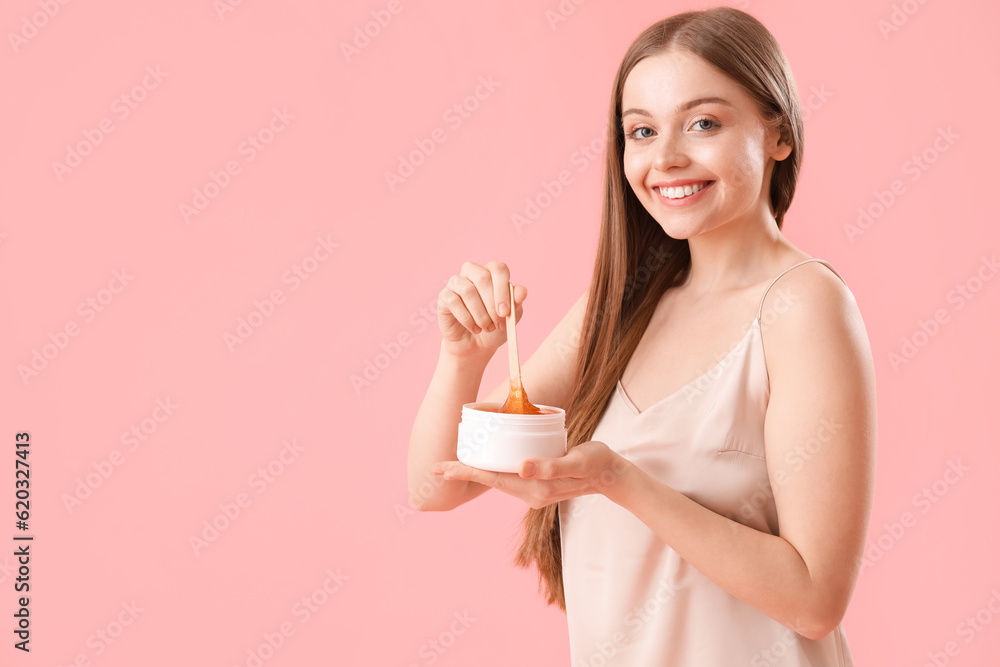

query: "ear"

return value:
[766, 122, 793, 162]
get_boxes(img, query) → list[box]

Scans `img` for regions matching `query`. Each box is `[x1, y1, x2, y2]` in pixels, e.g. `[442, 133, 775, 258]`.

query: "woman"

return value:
[408, 7, 875, 665]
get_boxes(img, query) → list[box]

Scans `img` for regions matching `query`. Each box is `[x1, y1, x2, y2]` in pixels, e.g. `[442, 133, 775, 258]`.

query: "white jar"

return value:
[456, 402, 567, 473]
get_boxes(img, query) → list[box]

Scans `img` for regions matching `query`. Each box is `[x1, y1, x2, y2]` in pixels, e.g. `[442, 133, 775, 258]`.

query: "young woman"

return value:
[408, 7, 875, 665]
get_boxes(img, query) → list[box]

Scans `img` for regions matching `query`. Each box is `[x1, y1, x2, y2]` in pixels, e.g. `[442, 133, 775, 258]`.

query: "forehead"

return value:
[622, 50, 745, 111]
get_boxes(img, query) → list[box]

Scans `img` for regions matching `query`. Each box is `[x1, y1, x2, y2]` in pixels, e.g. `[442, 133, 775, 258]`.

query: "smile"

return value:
[658, 181, 712, 199]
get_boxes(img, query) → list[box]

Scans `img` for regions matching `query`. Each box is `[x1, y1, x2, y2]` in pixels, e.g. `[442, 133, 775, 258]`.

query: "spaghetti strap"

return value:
[756, 258, 846, 320]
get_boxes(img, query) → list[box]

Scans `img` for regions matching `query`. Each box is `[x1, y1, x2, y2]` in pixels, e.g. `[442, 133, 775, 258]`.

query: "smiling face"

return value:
[620, 49, 792, 239]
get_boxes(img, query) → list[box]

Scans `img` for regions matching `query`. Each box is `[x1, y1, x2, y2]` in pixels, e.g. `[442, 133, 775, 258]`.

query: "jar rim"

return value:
[461, 402, 565, 425]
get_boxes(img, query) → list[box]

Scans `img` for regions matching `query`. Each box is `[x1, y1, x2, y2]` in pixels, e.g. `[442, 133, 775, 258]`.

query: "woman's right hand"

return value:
[438, 261, 527, 360]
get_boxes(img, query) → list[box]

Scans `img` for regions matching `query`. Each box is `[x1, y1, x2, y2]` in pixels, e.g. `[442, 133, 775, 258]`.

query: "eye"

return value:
[692, 118, 719, 131]
[625, 126, 655, 141]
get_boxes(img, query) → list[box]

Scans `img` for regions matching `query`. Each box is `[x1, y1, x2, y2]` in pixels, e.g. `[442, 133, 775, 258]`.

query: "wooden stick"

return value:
[505, 281, 521, 389]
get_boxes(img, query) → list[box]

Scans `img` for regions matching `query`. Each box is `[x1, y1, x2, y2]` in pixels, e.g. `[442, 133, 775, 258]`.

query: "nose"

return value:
[652, 131, 689, 171]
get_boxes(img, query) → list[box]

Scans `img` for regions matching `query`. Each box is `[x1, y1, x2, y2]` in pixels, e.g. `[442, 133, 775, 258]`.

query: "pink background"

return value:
[1, 0, 998, 664]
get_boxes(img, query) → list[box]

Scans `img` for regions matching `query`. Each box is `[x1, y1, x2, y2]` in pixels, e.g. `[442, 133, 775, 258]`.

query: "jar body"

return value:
[456, 402, 567, 473]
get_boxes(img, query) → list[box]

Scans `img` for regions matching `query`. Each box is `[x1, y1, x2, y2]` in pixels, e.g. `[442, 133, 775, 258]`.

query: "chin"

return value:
[654, 224, 697, 241]
[646, 214, 701, 240]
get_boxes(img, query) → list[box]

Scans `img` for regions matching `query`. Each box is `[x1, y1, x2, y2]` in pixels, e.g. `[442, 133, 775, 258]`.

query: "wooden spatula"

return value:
[499, 281, 542, 415]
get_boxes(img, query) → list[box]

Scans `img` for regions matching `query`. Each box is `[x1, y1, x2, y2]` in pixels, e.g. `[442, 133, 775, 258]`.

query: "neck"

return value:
[678, 205, 790, 296]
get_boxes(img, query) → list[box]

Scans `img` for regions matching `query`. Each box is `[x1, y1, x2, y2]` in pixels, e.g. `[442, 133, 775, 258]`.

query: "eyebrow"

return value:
[622, 96, 734, 119]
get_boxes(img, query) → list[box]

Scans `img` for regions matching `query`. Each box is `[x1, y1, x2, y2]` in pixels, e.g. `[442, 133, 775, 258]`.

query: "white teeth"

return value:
[659, 181, 709, 199]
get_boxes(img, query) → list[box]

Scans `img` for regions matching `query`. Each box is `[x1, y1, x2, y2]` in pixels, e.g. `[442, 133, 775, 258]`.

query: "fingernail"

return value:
[498, 303, 509, 317]
[522, 462, 536, 478]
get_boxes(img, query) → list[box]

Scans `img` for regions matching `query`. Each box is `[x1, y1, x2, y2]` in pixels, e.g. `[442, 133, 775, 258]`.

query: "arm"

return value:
[603, 268, 877, 640]
[407, 282, 589, 512]
[407, 344, 494, 512]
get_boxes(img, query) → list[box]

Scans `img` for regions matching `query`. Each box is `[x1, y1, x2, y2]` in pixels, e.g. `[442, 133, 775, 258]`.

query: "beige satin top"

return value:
[558, 258, 855, 666]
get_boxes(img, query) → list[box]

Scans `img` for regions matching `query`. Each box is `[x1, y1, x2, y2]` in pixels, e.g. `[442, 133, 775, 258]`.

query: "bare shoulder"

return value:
[760, 257, 876, 403]
[760, 259, 865, 341]
[482, 288, 589, 409]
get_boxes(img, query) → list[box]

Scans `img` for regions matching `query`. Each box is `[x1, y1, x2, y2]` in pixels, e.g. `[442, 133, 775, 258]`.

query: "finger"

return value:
[498, 284, 528, 333]
[442, 463, 503, 488]
[513, 283, 527, 306]
[433, 461, 469, 479]
[429, 461, 455, 475]
[524, 452, 586, 480]
[448, 272, 493, 333]
[512, 284, 527, 324]
[464, 262, 500, 331]
[457, 263, 498, 332]
[485, 261, 512, 319]
[439, 285, 481, 335]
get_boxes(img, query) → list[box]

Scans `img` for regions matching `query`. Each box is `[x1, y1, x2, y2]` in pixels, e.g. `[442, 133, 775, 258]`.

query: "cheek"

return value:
[622, 151, 647, 195]
[718, 137, 765, 193]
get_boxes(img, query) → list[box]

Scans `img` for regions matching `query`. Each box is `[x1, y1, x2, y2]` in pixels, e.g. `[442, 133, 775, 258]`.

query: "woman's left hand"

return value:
[430, 441, 632, 509]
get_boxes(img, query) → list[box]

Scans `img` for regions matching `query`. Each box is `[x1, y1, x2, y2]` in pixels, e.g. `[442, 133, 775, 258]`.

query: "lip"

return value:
[654, 180, 714, 206]
[651, 178, 713, 188]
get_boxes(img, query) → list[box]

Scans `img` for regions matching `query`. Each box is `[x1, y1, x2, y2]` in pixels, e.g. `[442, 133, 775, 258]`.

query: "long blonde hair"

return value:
[512, 7, 804, 610]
